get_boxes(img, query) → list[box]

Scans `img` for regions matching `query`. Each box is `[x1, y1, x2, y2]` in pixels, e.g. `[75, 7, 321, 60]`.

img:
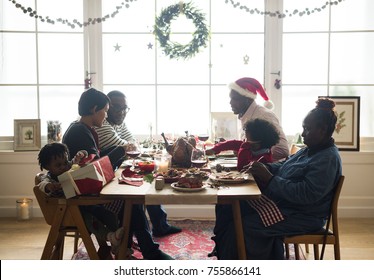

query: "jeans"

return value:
[146, 205, 171, 235]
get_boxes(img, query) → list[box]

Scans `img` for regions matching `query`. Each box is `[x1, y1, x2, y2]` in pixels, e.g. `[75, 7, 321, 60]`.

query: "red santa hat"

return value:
[228, 77, 274, 110]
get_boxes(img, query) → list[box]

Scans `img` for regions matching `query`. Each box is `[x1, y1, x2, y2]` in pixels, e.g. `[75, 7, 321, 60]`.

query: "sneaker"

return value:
[107, 227, 124, 255]
[153, 225, 182, 237]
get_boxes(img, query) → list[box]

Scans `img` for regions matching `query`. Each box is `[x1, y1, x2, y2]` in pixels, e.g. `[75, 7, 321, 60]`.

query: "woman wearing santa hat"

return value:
[229, 77, 289, 162]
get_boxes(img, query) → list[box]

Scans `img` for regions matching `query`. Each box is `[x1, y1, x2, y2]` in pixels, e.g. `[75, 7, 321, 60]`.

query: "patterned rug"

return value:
[72, 219, 304, 260]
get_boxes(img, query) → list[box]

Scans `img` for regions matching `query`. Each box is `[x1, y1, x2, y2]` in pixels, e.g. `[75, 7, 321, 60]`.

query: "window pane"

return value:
[330, 32, 374, 84]
[0, 86, 38, 136]
[37, 0, 83, 32]
[102, 0, 155, 32]
[211, 0, 264, 32]
[38, 34, 84, 84]
[39, 86, 83, 137]
[331, 0, 374, 31]
[0, 0, 36, 31]
[281, 85, 327, 136]
[330, 86, 374, 137]
[211, 85, 232, 112]
[103, 34, 156, 84]
[0, 33, 37, 84]
[211, 34, 264, 84]
[282, 33, 328, 84]
[283, 0, 329, 32]
[157, 86, 210, 136]
[157, 35, 210, 84]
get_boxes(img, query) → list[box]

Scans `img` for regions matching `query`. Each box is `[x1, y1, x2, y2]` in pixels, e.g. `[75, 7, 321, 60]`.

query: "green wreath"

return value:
[154, 2, 209, 60]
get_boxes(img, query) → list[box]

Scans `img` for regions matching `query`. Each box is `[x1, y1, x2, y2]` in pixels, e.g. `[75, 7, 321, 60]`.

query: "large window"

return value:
[1, 0, 373, 150]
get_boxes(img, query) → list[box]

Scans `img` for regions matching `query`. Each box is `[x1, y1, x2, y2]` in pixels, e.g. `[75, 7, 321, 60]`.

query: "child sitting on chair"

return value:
[37, 142, 124, 255]
[206, 118, 280, 171]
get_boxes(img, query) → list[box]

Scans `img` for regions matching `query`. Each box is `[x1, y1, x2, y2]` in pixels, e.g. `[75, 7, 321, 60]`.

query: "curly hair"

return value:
[309, 97, 338, 136]
[38, 142, 70, 171]
[243, 118, 280, 149]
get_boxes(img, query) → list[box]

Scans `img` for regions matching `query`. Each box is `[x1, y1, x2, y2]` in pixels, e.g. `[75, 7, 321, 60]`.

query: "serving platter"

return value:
[170, 182, 207, 192]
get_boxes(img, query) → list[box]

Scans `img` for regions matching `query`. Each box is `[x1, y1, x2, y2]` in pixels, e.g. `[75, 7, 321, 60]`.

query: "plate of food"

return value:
[154, 168, 184, 183]
[170, 182, 206, 192]
[209, 172, 250, 184]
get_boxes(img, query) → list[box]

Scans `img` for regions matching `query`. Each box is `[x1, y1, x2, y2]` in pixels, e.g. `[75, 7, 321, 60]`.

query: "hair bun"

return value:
[316, 97, 335, 110]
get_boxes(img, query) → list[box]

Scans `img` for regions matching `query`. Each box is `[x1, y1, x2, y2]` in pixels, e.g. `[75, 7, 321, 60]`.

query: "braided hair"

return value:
[310, 97, 338, 136]
[38, 142, 70, 171]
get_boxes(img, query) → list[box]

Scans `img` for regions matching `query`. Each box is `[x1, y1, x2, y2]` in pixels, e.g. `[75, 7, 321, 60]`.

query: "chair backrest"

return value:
[33, 173, 74, 226]
[330, 175, 345, 231]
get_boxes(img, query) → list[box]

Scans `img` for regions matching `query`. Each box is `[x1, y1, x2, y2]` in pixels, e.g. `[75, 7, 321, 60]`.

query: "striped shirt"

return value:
[96, 119, 134, 150]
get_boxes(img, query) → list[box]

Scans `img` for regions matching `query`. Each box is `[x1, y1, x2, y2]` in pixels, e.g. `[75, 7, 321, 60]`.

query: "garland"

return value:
[7, 0, 137, 29]
[225, 0, 346, 18]
[154, 2, 209, 60]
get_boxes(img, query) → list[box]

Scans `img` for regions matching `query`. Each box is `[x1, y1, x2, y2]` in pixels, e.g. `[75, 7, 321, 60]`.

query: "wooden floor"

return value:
[0, 217, 373, 260]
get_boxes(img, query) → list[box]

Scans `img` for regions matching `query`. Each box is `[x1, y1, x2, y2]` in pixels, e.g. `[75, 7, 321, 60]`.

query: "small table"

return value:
[100, 170, 261, 260]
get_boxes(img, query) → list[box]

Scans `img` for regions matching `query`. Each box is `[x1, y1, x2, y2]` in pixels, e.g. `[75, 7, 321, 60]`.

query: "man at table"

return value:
[96, 90, 182, 237]
[228, 77, 289, 162]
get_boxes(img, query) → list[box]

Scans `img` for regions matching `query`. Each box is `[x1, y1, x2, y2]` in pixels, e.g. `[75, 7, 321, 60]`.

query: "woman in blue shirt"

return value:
[213, 97, 342, 259]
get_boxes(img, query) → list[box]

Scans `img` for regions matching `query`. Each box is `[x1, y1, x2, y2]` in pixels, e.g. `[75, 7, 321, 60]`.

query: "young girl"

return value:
[206, 118, 280, 171]
[37, 142, 124, 255]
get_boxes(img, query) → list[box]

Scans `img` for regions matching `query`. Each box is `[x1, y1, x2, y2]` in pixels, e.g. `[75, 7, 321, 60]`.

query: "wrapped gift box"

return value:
[58, 156, 115, 198]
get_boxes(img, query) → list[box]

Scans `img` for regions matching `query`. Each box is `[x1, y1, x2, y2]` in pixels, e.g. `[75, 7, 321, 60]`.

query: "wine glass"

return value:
[197, 131, 210, 151]
[126, 140, 141, 170]
[190, 148, 208, 168]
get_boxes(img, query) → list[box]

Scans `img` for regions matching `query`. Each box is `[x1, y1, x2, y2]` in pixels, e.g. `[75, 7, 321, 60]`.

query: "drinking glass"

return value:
[126, 140, 141, 170]
[190, 148, 208, 168]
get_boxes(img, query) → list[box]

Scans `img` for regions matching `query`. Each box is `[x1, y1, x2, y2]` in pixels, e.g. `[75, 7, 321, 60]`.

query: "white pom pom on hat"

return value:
[228, 77, 274, 110]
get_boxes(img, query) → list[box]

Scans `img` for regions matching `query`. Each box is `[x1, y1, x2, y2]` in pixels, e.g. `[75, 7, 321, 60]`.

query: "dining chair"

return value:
[34, 173, 112, 260]
[284, 175, 345, 260]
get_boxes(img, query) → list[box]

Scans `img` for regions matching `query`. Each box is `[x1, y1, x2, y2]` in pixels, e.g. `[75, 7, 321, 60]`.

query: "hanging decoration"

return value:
[7, 0, 137, 29]
[224, 0, 345, 18]
[154, 2, 209, 60]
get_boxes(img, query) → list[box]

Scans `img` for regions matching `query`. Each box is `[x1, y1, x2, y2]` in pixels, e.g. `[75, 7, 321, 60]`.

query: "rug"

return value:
[72, 219, 304, 260]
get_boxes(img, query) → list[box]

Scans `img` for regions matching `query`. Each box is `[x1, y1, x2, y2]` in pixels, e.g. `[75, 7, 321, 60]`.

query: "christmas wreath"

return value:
[154, 2, 209, 60]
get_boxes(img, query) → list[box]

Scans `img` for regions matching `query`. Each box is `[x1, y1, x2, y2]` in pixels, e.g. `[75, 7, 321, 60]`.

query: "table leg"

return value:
[117, 200, 133, 260]
[232, 200, 247, 259]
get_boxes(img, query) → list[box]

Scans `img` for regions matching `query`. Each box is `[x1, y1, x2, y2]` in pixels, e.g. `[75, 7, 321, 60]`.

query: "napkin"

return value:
[119, 168, 144, 186]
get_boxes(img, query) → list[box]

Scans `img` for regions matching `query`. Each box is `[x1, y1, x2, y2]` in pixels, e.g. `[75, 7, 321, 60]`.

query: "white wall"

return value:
[0, 151, 373, 218]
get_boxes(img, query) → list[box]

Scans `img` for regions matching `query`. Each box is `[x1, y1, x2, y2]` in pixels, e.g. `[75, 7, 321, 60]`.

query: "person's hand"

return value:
[241, 162, 273, 185]
[46, 182, 62, 193]
[72, 150, 88, 164]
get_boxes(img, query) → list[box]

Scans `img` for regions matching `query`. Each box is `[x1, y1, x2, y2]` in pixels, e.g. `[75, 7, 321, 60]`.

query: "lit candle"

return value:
[20, 200, 29, 220]
[158, 161, 169, 173]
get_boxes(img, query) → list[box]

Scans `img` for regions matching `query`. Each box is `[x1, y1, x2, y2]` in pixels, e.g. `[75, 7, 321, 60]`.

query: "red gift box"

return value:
[58, 156, 115, 198]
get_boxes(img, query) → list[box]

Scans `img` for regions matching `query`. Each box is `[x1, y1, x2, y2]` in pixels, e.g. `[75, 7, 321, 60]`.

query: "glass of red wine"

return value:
[197, 133, 209, 151]
[190, 148, 208, 168]
[126, 140, 141, 170]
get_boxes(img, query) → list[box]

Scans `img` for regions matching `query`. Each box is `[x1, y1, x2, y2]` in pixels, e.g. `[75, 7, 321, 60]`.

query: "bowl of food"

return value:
[137, 161, 155, 172]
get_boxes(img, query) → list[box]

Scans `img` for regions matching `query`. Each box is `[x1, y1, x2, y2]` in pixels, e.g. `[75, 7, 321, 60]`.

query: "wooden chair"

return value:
[284, 175, 345, 260]
[34, 173, 112, 259]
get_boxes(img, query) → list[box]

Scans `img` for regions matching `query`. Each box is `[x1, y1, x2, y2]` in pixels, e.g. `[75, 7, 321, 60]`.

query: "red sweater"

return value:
[212, 140, 273, 171]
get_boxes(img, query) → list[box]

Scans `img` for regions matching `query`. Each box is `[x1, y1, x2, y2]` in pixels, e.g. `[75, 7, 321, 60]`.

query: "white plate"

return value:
[209, 172, 251, 184]
[170, 182, 207, 192]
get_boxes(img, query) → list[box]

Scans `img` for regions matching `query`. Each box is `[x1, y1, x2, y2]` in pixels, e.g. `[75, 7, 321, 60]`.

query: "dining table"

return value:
[100, 165, 262, 260]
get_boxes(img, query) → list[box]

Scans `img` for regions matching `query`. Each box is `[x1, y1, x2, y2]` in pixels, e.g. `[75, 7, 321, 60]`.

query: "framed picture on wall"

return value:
[14, 119, 41, 151]
[319, 96, 360, 151]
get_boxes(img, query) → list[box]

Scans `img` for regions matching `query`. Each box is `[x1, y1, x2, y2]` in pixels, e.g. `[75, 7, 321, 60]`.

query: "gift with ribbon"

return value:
[58, 156, 115, 198]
